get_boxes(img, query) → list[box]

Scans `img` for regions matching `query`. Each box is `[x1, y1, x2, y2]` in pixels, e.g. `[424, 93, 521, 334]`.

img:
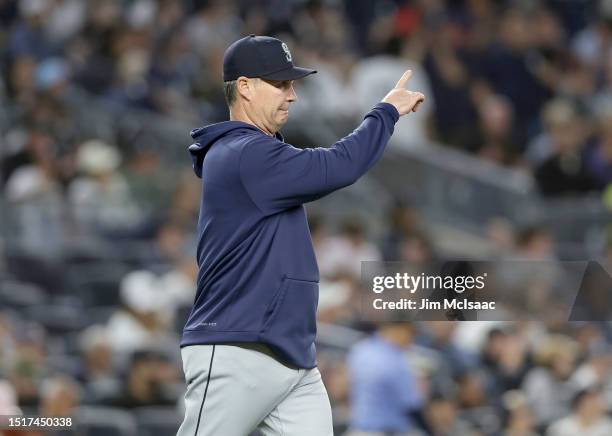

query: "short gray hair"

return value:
[224, 80, 237, 107]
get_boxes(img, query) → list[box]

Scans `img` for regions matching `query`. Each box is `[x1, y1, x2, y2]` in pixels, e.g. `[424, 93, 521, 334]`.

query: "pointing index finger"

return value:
[395, 70, 413, 89]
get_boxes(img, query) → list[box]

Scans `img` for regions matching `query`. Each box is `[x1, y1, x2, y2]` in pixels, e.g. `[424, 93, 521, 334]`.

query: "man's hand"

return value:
[381, 70, 425, 116]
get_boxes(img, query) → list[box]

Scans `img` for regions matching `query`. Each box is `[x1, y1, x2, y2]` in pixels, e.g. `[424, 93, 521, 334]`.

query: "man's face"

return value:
[249, 78, 297, 135]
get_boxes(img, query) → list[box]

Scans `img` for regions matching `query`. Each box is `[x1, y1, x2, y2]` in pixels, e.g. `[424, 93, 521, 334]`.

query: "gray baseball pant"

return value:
[176, 343, 334, 436]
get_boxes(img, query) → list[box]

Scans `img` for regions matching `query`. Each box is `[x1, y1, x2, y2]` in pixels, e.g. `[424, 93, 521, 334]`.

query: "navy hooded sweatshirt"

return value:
[181, 102, 400, 368]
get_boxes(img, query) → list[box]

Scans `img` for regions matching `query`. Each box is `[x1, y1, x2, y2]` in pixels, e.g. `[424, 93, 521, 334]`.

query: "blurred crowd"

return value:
[1, 0, 612, 201]
[1, 0, 612, 435]
[1, 201, 611, 435]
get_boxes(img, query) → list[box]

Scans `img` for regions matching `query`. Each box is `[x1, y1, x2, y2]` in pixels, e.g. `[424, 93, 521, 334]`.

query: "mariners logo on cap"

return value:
[281, 42, 292, 62]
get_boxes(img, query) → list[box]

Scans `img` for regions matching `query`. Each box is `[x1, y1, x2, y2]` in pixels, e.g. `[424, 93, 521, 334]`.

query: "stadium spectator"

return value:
[398, 230, 435, 264]
[352, 36, 432, 148]
[484, 217, 516, 257]
[534, 99, 599, 196]
[423, 16, 479, 151]
[545, 387, 612, 436]
[4, 130, 66, 255]
[140, 220, 193, 271]
[346, 322, 427, 435]
[425, 394, 478, 436]
[38, 375, 81, 417]
[474, 94, 519, 165]
[478, 8, 553, 146]
[381, 203, 423, 261]
[123, 147, 175, 217]
[585, 106, 612, 187]
[8, 0, 56, 61]
[522, 335, 580, 427]
[317, 219, 382, 279]
[455, 370, 502, 434]
[500, 390, 538, 436]
[76, 325, 121, 404]
[482, 328, 531, 398]
[110, 350, 180, 409]
[0, 380, 21, 415]
[68, 139, 143, 234]
[106, 270, 177, 355]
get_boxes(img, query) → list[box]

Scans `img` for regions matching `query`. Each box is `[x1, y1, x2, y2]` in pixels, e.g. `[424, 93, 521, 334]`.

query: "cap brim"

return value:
[260, 66, 317, 81]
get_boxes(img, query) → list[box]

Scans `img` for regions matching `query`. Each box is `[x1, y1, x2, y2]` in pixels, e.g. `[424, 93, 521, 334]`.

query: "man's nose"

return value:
[287, 85, 297, 102]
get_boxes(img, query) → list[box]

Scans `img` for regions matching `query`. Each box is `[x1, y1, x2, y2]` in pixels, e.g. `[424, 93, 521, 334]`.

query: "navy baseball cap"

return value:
[223, 35, 317, 82]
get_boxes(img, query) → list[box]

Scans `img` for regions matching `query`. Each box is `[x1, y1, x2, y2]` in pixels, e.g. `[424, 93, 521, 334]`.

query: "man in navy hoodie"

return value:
[177, 35, 424, 436]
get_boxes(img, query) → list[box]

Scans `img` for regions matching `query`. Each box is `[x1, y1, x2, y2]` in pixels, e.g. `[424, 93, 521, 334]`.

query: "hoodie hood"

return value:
[188, 121, 283, 178]
[189, 121, 246, 178]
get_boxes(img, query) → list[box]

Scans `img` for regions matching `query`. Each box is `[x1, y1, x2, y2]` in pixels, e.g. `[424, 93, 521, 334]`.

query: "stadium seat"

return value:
[46, 354, 82, 377]
[65, 263, 130, 306]
[73, 406, 138, 436]
[26, 304, 87, 336]
[134, 406, 182, 436]
[5, 252, 65, 294]
[0, 279, 48, 308]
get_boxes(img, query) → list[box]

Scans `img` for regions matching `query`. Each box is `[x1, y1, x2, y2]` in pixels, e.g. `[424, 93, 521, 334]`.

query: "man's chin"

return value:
[276, 114, 289, 126]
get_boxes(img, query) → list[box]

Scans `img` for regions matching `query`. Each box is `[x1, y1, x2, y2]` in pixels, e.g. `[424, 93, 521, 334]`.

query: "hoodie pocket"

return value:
[261, 277, 318, 344]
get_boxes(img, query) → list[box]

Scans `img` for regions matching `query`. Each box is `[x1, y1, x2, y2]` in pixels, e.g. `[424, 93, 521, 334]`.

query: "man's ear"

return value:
[236, 76, 254, 102]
